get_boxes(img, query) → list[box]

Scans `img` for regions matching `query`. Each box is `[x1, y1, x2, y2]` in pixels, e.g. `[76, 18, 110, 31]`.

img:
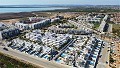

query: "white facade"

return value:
[14, 18, 60, 30]
[25, 31, 69, 48]
[26, 30, 42, 41]
[15, 19, 51, 30]
[98, 15, 108, 32]
[41, 32, 70, 48]
[0, 28, 20, 40]
[98, 21, 106, 32]
[14, 23, 29, 30]
[0, 22, 5, 27]
[29, 17, 44, 21]
[51, 18, 60, 22]
[76, 15, 101, 23]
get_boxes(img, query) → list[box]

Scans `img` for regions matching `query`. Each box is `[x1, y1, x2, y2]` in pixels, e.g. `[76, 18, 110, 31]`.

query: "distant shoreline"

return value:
[0, 5, 119, 20]
[0, 6, 66, 8]
[0, 7, 68, 14]
[0, 5, 119, 14]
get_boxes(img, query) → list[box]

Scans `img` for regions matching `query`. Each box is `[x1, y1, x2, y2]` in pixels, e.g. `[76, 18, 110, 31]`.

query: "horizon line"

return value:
[0, 4, 119, 6]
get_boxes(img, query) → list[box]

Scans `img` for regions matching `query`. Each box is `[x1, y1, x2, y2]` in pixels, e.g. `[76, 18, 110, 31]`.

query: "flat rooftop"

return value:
[19, 19, 45, 24]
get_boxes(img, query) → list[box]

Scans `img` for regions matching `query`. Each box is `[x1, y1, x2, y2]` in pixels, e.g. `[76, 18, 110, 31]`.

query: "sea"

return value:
[0, 7, 67, 13]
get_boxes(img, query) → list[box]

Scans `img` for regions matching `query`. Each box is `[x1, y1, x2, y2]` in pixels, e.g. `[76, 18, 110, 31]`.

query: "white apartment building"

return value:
[98, 15, 109, 32]
[51, 18, 60, 22]
[0, 27, 20, 40]
[14, 19, 51, 30]
[25, 30, 69, 48]
[0, 23, 20, 40]
[41, 32, 70, 48]
[14, 17, 60, 30]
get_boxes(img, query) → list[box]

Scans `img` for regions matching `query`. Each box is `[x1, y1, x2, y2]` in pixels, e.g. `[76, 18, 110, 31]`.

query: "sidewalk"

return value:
[0, 46, 71, 68]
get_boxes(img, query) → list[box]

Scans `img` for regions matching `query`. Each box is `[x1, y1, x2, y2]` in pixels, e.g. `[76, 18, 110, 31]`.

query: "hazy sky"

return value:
[0, 0, 119, 5]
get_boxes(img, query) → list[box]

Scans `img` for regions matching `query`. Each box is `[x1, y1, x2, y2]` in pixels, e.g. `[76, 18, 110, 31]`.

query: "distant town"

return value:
[0, 5, 120, 68]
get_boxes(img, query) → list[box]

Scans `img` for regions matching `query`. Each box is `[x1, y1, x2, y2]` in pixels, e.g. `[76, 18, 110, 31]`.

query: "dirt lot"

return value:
[0, 12, 85, 25]
[0, 19, 20, 24]
[110, 41, 120, 68]
[112, 24, 120, 37]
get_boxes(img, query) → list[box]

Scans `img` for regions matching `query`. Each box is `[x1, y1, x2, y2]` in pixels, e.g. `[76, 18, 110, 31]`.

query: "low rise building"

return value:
[25, 30, 70, 49]
[26, 30, 42, 42]
[0, 23, 20, 40]
[42, 32, 70, 48]
[51, 18, 60, 22]
[76, 15, 101, 23]
[0, 27, 20, 40]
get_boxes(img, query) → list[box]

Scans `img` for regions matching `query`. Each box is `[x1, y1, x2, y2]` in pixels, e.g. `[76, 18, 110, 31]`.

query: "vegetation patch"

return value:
[0, 52, 40, 68]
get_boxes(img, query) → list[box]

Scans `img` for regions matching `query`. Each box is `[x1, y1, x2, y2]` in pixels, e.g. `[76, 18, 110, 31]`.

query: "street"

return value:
[52, 39, 75, 60]
[0, 46, 71, 68]
[108, 24, 112, 33]
[96, 42, 110, 68]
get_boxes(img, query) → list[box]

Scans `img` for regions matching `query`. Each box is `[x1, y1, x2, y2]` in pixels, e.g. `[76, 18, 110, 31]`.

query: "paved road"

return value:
[52, 39, 75, 60]
[0, 46, 71, 68]
[96, 42, 110, 68]
[108, 24, 112, 33]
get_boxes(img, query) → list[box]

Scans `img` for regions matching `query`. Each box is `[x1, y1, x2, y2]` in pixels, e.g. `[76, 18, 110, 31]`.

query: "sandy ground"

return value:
[0, 19, 20, 24]
[111, 41, 120, 68]
[103, 37, 120, 68]
[50, 12, 86, 18]
[0, 12, 85, 25]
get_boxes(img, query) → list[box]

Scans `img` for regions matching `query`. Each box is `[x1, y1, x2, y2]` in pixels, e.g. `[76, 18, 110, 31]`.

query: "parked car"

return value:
[3, 47, 8, 51]
[106, 61, 108, 64]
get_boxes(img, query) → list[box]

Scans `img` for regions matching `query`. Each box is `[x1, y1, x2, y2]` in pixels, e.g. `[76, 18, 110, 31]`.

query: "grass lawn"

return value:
[0, 52, 40, 68]
[93, 23, 100, 29]
[91, 22, 100, 30]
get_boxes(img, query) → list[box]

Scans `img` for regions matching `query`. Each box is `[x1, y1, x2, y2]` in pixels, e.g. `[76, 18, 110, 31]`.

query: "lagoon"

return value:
[0, 7, 67, 13]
